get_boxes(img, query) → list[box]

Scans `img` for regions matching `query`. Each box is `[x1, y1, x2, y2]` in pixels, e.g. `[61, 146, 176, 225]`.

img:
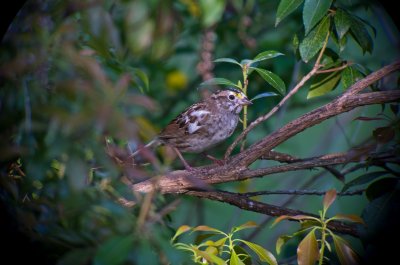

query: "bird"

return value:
[133, 89, 252, 170]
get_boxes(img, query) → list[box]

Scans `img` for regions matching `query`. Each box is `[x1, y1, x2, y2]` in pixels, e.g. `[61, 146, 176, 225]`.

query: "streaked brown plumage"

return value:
[135, 90, 251, 169]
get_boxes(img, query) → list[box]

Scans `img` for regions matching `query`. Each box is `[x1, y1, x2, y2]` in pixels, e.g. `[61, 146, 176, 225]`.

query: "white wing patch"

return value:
[187, 110, 210, 134]
[188, 122, 201, 133]
[191, 110, 210, 119]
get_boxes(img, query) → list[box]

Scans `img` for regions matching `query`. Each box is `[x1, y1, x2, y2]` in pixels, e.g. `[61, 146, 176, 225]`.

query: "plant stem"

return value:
[240, 67, 249, 151]
[318, 210, 327, 265]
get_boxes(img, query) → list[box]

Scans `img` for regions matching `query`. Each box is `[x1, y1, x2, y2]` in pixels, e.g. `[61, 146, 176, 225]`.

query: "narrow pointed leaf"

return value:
[94, 235, 133, 265]
[240, 59, 253, 66]
[192, 225, 223, 234]
[131, 68, 149, 91]
[230, 250, 246, 265]
[297, 229, 319, 265]
[252, 50, 284, 64]
[199, 78, 240, 88]
[275, 0, 304, 26]
[334, 9, 352, 39]
[349, 16, 373, 54]
[300, 16, 330, 63]
[233, 221, 258, 232]
[332, 235, 360, 265]
[303, 0, 332, 34]
[252, 67, 286, 95]
[194, 233, 217, 245]
[233, 246, 252, 265]
[239, 240, 277, 265]
[276, 235, 293, 254]
[193, 248, 226, 265]
[365, 177, 399, 201]
[323, 189, 337, 211]
[342, 171, 388, 192]
[341, 66, 364, 90]
[307, 71, 341, 98]
[171, 225, 192, 242]
[214, 58, 242, 66]
[329, 214, 365, 225]
[251, 92, 279, 101]
[214, 237, 228, 247]
[272, 215, 319, 227]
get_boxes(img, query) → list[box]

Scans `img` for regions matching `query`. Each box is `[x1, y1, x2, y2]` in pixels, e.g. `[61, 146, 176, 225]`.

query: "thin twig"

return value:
[242, 189, 364, 197]
[186, 189, 359, 237]
[224, 32, 331, 159]
[316, 62, 352, 74]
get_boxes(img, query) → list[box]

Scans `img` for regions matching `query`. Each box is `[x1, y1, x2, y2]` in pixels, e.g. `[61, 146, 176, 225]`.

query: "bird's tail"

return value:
[130, 138, 160, 157]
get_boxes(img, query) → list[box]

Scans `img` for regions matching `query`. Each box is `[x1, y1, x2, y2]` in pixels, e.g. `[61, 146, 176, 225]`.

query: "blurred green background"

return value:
[0, 0, 399, 264]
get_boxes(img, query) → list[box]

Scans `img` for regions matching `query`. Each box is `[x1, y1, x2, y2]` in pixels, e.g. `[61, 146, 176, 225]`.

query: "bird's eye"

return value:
[228, 95, 235, 100]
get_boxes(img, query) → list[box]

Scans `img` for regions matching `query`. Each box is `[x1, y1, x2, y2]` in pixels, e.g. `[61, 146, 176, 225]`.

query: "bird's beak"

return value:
[240, 97, 252, 106]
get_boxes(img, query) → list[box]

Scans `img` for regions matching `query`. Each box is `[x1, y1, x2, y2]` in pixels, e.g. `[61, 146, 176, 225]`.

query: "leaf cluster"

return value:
[272, 190, 364, 265]
[171, 221, 277, 265]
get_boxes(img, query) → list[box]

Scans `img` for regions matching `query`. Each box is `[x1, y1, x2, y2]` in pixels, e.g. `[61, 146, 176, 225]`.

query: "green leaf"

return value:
[303, 0, 332, 34]
[349, 16, 373, 54]
[299, 16, 330, 63]
[199, 0, 226, 27]
[307, 71, 341, 98]
[233, 245, 252, 265]
[272, 215, 319, 227]
[275, 0, 304, 26]
[232, 221, 258, 233]
[240, 59, 253, 67]
[239, 240, 277, 265]
[251, 92, 279, 101]
[366, 177, 399, 201]
[332, 234, 360, 265]
[329, 214, 365, 225]
[171, 225, 192, 242]
[323, 189, 337, 211]
[199, 78, 240, 88]
[193, 248, 226, 265]
[293, 33, 300, 52]
[341, 66, 364, 90]
[276, 235, 293, 254]
[230, 250, 246, 265]
[297, 229, 319, 265]
[252, 50, 284, 64]
[214, 58, 242, 66]
[252, 67, 286, 95]
[334, 9, 352, 39]
[193, 225, 225, 235]
[195, 233, 218, 245]
[93, 235, 133, 265]
[131, 68, 149, 91]
[342, 171, 388, 192]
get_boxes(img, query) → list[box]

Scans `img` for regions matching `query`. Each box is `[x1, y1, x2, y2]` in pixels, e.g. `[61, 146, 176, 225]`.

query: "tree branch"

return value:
[231, 90, 400, 167]
[131, 90, 400, 193]
[186, 190, 359, 237]
[130, 61, 400, 238]
[224, 32, 331, 159]
[242, 189, 364, 197]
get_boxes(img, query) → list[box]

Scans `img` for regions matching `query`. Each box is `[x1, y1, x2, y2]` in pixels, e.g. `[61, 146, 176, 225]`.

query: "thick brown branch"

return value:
[131, 90, 400, 193]
[344, 60, 400, 95]
[186, 190, 359, 237]
[130, 61, 400, 238]
[231, 90, 400, 167]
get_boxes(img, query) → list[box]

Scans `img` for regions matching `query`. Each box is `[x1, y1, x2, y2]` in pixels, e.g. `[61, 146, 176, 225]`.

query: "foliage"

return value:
[272, 190, 365, 265]
[200, 50, 283, 138]
[171, 221, 277, 265]
[0, 0, 399, 264]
